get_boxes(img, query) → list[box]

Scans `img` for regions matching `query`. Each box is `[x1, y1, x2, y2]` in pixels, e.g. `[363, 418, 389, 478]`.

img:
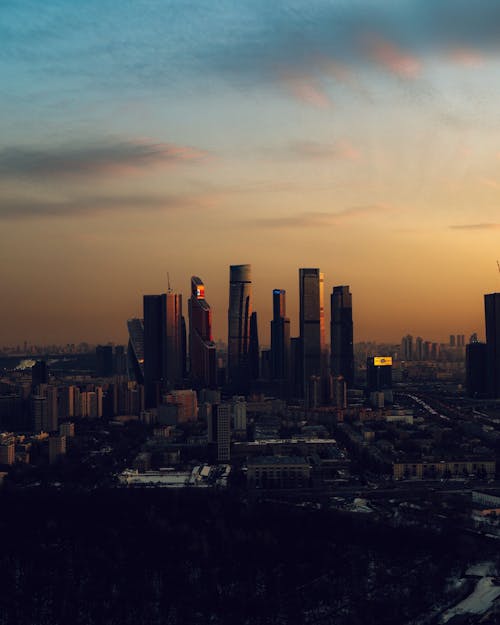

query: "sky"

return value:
[1, 0, 500, 346]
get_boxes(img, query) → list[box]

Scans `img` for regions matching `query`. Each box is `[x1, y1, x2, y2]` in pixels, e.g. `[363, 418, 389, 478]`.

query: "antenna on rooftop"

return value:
[167, 272, 172, 294]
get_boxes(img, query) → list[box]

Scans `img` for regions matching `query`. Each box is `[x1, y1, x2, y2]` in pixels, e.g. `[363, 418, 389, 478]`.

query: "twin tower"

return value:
[227, 265, 354, 401]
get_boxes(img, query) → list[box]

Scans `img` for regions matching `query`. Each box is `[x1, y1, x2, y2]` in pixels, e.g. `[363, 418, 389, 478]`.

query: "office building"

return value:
[227, 264, 252, 388]
[401, 335, 413, 361]
[31, 360, 48, 389]
[466, 340, 487, 398]
[143, 290, 184, 408]
[127, 318, 145, 384]
[330, 285, 354, 387]
[188, 276, 216, 389]
[485, 293, 500, 398]
[270, 289, 290, 381]
[208, 403, 231, 462]
[248, 311, 260, 380]
[95, 345, 114, 377]
[366, 356, 393, 405]
[299, 268, 325, 402]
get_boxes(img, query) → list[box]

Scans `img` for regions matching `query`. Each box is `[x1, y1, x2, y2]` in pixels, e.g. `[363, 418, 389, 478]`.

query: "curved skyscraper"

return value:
[228, 264, 252, 387]
[189, 276, 216, 389]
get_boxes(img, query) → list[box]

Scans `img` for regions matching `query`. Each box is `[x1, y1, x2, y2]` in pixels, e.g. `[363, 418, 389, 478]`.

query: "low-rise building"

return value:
[247, 456, 311, 489]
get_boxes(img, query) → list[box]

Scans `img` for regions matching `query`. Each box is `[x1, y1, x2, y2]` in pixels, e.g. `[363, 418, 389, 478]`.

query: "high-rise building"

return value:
[95, 345, 114, 377]
[31, 360, 48, 389]
[401, 335, 413, 361]
[227, 264, 252, 388]
[127, 318, 145, 384]
[188, 276, 217, 389]
[208, 403, 231, 462]
[143, 290, 184, 408]
[330, 286, 354, 387]
[270, 289, 290, 381]
[466, 339, 487, 398]
[143, 295, 164, 407]
[366, 356, 393, 405]
[248, 311, 260, 380]
[485, 293, 500, 398]
[299, 268, 325, 401]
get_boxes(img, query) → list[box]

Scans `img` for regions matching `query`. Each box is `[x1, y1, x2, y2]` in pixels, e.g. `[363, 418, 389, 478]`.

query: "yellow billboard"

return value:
[373, 356, 392, 366]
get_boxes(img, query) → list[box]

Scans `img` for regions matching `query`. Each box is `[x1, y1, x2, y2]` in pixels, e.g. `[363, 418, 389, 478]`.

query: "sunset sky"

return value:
[1, 1, 500, 346]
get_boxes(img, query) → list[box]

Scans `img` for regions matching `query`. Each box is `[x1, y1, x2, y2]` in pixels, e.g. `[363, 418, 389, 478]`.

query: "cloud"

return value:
[287, 139, 360, 160]
[252, 203, 393, 229]
[479, 178, 500, 189]
[450, 223, 500, 230]
[364, 36, 421, 78]
[0, 192, 210, 220]
[279, 72, 332, 108]
[0, 139, 208, 179]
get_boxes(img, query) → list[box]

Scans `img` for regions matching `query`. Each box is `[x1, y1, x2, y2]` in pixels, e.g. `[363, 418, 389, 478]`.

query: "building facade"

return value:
[227, 264, 252, 388]
[330, 285, 354, 387]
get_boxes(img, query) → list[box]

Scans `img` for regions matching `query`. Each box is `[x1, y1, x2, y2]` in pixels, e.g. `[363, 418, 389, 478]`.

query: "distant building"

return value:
[49, 435, 66, 465]
[208, 403, 231, 462]
[466, 340, 487, 398]
[248, 311, 260, 380]
[127, 318, 145, 384]
[227, 264, 252, 389]
[188, 276, 217, 389]
[299, 268, 325, 404]
[366, 357, 393, 405]
[247, 456, 311, 489]
[484, 293, 500, 398]
[165, 389, 198, 423]
[330, 286, 354, 387]
[95, 345, 114, 377]
[31, 360, 48, 389]
[0, 443, 15, 466]
[143, 290, 184, 407]
[270, 289, 291, 384]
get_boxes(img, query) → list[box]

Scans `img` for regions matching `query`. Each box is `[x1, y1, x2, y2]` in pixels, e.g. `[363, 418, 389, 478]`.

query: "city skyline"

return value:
[2, 2, 500, 345]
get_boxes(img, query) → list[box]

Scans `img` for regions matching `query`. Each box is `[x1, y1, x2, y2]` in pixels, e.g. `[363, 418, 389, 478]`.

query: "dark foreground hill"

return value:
[0, 489, 479, 625]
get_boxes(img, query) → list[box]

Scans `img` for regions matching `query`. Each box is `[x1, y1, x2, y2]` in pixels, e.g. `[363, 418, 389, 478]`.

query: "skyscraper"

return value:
[248, 311, 260, 380]
[330, 286, 354, 387]
[189, 276, 216, 389]
[270, 289, 290, 381]
[299, 268, 325, 401]
[484, 293, 500, 398]
[227, 264, 252, 387]
[143, 290, 184, 408]
[127, 318, 145, 384]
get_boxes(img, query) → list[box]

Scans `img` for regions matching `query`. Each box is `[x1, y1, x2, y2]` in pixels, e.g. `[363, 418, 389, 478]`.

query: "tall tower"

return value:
[143, 295, 164, 408]
[143, 289, 183, 408]
[299, 268, 325, 400]
[189, 276, 216, 389]
[484, 293, 500, 398]
[330, 286, 354, 387]
[227, 264, 252, 387]
[270, 289, 290, 381]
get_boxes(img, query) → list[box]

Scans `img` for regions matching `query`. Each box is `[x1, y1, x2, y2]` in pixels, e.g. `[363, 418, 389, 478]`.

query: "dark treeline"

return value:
[0, 490, 472, 625]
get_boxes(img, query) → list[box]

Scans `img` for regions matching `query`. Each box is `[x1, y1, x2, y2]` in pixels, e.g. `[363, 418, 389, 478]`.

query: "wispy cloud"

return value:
[0, 139, 208, 179]
[252, 203, 394, 229]
[287, 139, 360, 160]
[450, 223, 500, 230]
[279, 72, 332, 108]
[0, 192, 211, 220]
[364, 36, 421, 78]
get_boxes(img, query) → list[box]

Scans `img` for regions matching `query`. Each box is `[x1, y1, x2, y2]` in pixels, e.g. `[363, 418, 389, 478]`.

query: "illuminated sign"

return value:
[374, 356, 392, 366]
[196, 285, 205, 299]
